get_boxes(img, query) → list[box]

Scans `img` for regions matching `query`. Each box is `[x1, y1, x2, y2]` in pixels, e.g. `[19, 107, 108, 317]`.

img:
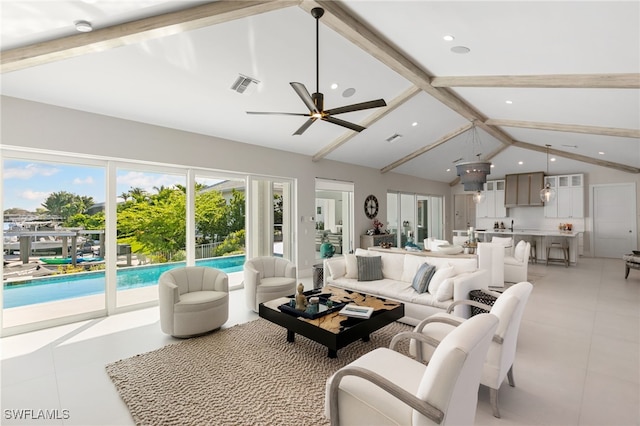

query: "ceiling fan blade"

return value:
[325, 99, 387, 116]
[290, 82, 319, 113]
[246, 111, 308, 116]
[293, 117, 317, 135]
[322, 116, 366, 133]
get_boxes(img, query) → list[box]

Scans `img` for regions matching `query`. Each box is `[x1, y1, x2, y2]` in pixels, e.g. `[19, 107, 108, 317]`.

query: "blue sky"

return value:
[3, 160, 222, 213]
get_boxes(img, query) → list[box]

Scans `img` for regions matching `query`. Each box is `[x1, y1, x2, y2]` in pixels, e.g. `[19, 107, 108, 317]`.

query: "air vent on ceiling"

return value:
[231, 74, 259, 94]
[385, 133, 403, 143]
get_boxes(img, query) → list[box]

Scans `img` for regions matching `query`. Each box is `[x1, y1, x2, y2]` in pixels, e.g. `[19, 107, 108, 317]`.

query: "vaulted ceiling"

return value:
[1, 1, 639, 185]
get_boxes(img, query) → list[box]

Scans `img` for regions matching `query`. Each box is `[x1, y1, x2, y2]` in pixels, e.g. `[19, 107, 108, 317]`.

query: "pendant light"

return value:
[456, 121, 492, 193]
[540, 144, 556, 203]
[472, 191, 485, 204]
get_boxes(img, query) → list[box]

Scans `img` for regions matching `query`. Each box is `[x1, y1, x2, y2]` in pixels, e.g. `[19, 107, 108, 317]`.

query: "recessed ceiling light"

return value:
[451, 46, 470, 54]
[342, 88, 356, 98]
[446, 168, 451, 172]
[490, 164, 495, 168]
[598, 151, 605, 155]
[518, 161, 524, 165]
[75, 20, 93, 32]
[505, 100, 513, 104]
[550, 157, 557, 162]
[330, 83, 338, 90]
[412, 122, 418, 127]
[443, 35, 454, 41]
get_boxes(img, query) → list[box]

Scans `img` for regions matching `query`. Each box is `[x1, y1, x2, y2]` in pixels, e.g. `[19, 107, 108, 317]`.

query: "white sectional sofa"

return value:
[323, 247, 489, 325]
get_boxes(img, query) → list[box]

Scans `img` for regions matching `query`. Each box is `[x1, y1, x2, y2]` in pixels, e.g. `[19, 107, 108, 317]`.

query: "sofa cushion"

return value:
[327, 260, 346, 280]
[427, 265, 455, 295]
[357, 256, 383, 281]
[514, 240, 526, 262]
[435, 277, 455, 302]
[379, 251, 405, 281]
[401, 254, 429, 283]
[411, 263, 435, 294]
[345, 254, 358, 279]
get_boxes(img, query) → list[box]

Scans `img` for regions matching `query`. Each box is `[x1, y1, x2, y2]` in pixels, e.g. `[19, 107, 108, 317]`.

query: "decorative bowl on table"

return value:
[437, 244, 463, 255]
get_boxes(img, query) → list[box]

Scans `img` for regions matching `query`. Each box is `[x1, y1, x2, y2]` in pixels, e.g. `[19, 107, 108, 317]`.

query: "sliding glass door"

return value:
[387, 191, 444, 248]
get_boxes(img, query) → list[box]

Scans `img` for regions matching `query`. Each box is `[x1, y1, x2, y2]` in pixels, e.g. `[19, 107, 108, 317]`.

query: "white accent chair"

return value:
[159, 266, 229, 338]
[409, 281, 533, 418]
[504, 240, 531, 283]
[491, 236, 514, 257]
[244, 256, 297, 312]
[478, 242, 505, 288]
[324, 313, 498, 426]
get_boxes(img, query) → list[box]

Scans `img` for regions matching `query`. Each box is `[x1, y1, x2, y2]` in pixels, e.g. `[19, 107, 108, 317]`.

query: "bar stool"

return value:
[546, 236, 569, 267]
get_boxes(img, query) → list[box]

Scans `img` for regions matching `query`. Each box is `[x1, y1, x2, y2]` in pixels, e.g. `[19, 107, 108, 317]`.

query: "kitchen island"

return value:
[453, 229, 582, 265]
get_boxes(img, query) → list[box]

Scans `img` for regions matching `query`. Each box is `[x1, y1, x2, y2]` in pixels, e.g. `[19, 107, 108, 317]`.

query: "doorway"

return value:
[454, 194, 476, 231]
[591, 183, 637, 258]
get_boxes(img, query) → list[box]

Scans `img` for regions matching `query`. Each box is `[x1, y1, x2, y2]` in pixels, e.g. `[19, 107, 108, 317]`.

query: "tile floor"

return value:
[1, 257, 639, 425]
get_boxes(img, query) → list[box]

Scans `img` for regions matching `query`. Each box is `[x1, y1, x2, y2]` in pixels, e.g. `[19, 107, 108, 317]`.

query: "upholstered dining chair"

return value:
[159, 266, 229, 338]
[325, 313, 498, 426]
[244, 256, 297, 312]
[504, 241, 531, 283]
[409, 281, 533, 418]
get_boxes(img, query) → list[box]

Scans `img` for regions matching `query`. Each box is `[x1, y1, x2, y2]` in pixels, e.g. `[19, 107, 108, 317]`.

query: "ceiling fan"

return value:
[246, 7, 387, 135]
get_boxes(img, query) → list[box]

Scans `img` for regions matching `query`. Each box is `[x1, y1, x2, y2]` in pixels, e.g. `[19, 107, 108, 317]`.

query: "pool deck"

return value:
[3, 271, 244, 329]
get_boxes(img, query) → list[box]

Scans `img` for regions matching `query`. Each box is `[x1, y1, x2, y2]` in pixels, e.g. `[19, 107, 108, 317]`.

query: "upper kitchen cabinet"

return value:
[544, 174, 584, 218]
[505, 172, 545, 207]
[476, 180, 507, 218]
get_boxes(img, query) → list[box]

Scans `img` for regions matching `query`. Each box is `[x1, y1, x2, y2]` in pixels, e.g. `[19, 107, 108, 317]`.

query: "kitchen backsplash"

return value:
[475, 206, 585, 232]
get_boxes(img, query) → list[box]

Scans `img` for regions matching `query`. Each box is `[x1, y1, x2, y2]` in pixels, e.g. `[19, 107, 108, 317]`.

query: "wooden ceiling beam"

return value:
[486, 119, 640, 139]
[514, 141, 640, 174]
[1, 1, 298, 74]
[300, 0, 518, 150]
[312, 85, 421, 162]
[431, 73, 640, 88]
[381, 123, 472, 174]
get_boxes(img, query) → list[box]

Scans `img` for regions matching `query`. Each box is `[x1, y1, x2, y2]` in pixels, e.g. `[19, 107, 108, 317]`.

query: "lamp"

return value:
[456, 121, 492, 193]
[540, 144, 556, 203]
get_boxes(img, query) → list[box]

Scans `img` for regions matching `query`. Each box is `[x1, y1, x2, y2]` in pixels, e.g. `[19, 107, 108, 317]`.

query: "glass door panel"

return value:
[115, 168, 186, 308]
[2, 158, 106, 328]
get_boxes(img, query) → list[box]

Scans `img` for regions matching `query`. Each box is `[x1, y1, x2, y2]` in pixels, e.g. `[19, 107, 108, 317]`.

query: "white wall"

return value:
[1, 96, 452, 274]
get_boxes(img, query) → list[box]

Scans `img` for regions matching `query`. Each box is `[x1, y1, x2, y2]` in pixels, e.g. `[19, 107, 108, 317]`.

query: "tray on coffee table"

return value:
[278, 295, 346, 319]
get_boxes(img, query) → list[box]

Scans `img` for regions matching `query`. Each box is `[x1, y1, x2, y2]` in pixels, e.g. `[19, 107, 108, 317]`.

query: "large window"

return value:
[2, 157, 106, 328]
[2, 150, 294, 335]
[115, 167, 186, 308]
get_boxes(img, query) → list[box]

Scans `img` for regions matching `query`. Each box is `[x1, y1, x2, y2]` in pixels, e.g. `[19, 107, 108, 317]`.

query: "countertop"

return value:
[458, 229, 581, 237]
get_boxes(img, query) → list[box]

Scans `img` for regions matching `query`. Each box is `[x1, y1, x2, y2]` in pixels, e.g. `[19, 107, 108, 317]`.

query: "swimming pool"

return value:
[3, 255, 245, 309]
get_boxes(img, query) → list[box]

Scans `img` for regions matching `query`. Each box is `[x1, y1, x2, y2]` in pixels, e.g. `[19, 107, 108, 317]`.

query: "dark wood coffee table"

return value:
[259, 286, 404, 358]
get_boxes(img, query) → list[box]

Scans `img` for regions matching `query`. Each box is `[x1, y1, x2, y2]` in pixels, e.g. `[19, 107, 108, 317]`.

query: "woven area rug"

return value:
[106, 318, 412, 426]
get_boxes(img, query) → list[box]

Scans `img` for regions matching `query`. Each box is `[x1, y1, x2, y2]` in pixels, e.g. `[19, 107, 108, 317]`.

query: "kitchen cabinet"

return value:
[475, 180, 506, 218]
[544, 174, 583, 218]
[505, 172, 544, 207]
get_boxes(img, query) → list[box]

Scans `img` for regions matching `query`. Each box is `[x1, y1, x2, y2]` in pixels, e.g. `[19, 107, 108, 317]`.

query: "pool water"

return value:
[3, 255, 245, 309]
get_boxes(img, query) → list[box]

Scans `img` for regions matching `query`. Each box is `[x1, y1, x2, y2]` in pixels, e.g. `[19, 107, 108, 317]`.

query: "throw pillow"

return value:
[427, 265, 455, 295]
[344, 254, 358, 278]
[514, 240, 526, 262]
[327, 260, 345, 280]
[411, 263, 436, 294]
[357, 255, 383, 281]
[435, 277, 455, 302]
